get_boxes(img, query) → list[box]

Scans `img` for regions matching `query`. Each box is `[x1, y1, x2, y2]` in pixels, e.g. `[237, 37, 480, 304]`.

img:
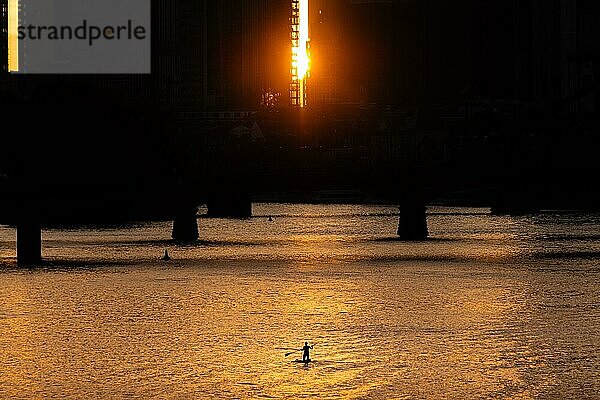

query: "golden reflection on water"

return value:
[0, 262, 597, 399]
[1, 206, 600, 398]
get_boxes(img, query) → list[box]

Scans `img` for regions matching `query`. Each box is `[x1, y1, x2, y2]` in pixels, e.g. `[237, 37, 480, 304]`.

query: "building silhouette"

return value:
[309, 0, 421, 107]
[470, 0, 597, 112]
[204, 0, 289, 110]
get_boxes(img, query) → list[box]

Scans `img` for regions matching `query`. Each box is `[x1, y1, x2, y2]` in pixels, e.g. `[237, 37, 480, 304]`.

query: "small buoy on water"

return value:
[163, 249, 171, 261]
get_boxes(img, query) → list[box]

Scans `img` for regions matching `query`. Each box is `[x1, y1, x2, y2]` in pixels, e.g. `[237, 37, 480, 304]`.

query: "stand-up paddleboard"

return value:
[294, 359, 312, 364]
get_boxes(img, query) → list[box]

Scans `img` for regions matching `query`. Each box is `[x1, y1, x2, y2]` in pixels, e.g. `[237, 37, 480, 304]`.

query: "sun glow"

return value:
[297, 0, 309, 80]
[291, 0, 310, 108]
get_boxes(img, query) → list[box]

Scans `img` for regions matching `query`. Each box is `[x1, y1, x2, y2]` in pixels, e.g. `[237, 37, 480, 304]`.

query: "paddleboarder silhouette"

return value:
[302, 342, 313, 362]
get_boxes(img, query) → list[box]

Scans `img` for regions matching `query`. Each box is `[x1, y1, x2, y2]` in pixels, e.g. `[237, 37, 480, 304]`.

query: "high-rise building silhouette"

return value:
[310, 0, 420, 107]
[470, 0, 597, 112]
[204, 0, 289, 110]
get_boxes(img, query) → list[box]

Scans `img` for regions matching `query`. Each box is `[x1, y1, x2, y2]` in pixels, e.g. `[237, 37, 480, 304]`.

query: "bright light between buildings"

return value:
[291, 0, 309, 108]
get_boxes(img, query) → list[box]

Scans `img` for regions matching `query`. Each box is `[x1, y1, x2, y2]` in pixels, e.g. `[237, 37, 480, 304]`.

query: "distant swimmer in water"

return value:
[268, 216, 273, 222]
[301, 342, 314, 362]
[162, 249, 171, 261]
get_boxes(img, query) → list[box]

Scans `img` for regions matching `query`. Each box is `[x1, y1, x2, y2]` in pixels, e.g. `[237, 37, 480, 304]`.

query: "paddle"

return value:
[284, 343, 316, 357]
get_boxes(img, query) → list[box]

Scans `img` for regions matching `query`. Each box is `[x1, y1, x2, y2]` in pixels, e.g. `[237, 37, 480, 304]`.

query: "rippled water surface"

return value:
[1, 204, 600, 399]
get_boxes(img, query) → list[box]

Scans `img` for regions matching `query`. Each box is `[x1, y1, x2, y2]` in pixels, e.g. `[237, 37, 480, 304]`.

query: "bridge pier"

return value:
[172, 203, 199, 242]
[398, 195, 429, 240]
[17, 221, 42, 265]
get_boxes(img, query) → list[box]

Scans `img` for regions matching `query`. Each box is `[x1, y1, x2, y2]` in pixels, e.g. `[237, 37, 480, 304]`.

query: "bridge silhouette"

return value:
[3, 0, 599, 266]
[2, 92, 598, 266]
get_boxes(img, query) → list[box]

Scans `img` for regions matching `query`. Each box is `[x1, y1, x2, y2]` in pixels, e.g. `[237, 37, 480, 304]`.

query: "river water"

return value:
[1, 204, 599, 399]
